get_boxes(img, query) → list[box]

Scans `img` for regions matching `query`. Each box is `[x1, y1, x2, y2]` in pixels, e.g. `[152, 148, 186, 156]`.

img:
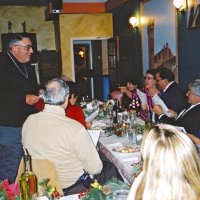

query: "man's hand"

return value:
[153, 104, 164, 116]
[26, 94, 40, 105]
[167, 109, 177, 118]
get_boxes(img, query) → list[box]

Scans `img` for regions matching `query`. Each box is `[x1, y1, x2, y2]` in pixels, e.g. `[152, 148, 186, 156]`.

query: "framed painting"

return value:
[140, 0, 177, 79]
[187, 0, 200, 28]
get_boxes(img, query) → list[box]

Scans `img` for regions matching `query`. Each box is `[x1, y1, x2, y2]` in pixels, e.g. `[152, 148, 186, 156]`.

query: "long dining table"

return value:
[97, 130, 142, 184]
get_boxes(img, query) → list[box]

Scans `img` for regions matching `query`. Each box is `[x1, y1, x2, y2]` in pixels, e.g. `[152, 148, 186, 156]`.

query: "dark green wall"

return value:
[178, 12, 200, 90]
[111, 0, 143, 87]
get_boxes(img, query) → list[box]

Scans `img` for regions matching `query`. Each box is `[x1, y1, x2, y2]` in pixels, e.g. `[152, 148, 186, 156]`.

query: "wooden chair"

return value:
[16, 159, 63, 196]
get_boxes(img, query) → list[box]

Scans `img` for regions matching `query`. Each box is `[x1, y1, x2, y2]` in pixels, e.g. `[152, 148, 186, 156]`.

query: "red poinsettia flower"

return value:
[0, 179, 20, 200]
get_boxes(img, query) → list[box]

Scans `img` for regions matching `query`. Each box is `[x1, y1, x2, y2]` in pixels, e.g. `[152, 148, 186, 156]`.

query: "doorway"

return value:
[73, 40, 93, 99]
[72, 40, 104, 100]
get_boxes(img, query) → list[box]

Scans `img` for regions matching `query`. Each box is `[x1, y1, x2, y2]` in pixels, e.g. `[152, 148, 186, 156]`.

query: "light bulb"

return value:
[173, 0, 184, 9]
[129, 17, 139, 27]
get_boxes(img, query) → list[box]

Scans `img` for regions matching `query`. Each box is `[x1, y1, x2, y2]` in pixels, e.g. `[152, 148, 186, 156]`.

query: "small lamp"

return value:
[129, 17, 139, 28]
[173, 0, 187, 11]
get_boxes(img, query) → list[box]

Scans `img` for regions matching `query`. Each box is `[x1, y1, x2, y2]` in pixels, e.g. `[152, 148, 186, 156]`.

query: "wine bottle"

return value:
[113, 99, 119, 124]
[20, 147, 38, 200]
[145, 106, 153, 130]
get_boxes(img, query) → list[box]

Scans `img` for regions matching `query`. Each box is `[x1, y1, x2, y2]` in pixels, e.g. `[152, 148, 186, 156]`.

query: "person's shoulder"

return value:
[26, 111, 42, 120]
[66, 115, 85, 128]
[168, 82, 184, 93]
[0, 52, 9, 65]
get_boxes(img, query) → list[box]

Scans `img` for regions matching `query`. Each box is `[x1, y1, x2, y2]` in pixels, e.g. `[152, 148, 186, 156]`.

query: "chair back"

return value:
[16, 159, 63, 195]
[110, 90, 124, 105]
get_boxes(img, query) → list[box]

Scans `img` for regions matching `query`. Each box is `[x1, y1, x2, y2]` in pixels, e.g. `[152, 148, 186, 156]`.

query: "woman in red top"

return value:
[35, 81, 91, 129]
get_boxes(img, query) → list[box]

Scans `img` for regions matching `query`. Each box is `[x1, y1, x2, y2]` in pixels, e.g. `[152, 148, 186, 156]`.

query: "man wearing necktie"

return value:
[153, 79, 200, 141]
[155, 68, 188, 114]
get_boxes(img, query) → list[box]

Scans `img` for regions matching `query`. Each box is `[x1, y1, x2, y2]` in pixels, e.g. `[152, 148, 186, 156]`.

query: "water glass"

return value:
[136, 133, 143, 145]
[113, 190, 129, 200]
[127, 129, 136, 146]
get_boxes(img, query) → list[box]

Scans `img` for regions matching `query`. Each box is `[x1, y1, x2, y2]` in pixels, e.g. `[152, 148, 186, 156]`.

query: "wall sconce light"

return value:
[78, 50, 84, 58]
[129, 17, 139, 28]
[173, 0, 187, 11]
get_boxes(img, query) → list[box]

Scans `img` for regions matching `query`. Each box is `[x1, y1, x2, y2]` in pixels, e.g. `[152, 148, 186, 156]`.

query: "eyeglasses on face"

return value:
[145, 76, 154, 80]
[156, 79, 162, 83]
[187, 89, 199, 96]
[13, 44, 33, 51]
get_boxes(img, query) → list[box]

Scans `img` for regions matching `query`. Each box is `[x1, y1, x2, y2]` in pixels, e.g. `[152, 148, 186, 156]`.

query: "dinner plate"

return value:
[112, 146, 140, 153]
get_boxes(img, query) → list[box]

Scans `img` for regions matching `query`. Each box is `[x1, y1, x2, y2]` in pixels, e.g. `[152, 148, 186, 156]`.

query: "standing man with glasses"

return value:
[154, 67, 188, 115]
[0, 34, 40, 183]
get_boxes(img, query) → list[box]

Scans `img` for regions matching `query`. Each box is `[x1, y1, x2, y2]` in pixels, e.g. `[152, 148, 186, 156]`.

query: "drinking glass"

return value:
[127, 128, 136, 146]
[112, 190, 129, 200]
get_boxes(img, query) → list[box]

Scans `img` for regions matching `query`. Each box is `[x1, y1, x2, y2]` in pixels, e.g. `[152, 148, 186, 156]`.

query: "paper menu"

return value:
[151, 94, 171, 116]
[85, 109, 99, 122]
[172, 126, 187, 133]
[136, 90, 172, 117]
[87, 130, 101, 146]
[136, 89, 147, 105]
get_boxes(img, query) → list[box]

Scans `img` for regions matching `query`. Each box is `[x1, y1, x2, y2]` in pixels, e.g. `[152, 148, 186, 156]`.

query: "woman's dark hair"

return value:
[146, 69, 157, 79]
[66, 81, 81, 98]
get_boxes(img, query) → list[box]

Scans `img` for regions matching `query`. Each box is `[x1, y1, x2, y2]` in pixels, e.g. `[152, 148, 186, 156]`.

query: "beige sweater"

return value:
[22, 104, 103, 188]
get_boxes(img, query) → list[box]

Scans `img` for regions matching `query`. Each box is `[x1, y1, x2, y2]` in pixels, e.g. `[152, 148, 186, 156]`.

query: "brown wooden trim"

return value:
[105, 0, 128, 11]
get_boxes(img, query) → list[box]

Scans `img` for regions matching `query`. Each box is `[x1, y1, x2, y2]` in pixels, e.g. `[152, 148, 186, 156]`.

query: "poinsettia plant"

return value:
[38, 178, 60, 199]
[0, 179, 20, 200]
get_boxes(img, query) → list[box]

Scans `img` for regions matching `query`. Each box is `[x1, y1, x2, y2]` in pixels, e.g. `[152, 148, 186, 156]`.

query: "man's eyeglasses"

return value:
[13, 45, 33, 51]
[156, 79, 162, 83]
[187, 89, 200, 96]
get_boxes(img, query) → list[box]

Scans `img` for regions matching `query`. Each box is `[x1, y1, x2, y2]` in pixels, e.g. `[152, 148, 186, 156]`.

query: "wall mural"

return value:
[187, 0, 200, 28]
[141, 0, 177, 78]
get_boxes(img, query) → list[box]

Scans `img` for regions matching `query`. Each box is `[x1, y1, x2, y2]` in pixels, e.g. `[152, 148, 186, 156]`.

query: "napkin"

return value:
[60, 194, 79, 200]
[87, 130, 101, 146]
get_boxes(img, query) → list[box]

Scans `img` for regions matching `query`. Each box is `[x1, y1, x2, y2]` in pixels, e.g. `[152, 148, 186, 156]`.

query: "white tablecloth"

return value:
[98, 131, 141, 184]
[60, 194, 79, 200]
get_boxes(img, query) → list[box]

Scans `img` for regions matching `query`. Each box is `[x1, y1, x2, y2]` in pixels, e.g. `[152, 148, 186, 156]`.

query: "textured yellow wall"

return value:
[59, 13, 113, 80]
[0, 6, 56, 51]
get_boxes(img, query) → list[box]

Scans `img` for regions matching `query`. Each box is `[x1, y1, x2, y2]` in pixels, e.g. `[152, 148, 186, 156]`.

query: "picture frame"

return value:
[187, 0, 200, 29]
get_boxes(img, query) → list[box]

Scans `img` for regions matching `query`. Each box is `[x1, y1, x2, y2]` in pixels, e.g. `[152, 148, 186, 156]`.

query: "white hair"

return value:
[42, 78, 69, 105]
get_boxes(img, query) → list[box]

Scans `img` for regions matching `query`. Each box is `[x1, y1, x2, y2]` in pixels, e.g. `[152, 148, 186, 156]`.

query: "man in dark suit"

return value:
[153, 79, 200, 139]
[155, 67, 188, 114]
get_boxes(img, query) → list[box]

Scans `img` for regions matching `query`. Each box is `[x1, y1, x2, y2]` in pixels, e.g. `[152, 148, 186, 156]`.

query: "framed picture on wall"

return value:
[187, 0, 200, 28]
[140, 0, 177, 80]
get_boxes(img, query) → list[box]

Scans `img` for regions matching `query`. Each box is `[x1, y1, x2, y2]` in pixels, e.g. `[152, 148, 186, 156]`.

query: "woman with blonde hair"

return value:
[127, 124, 200, 200]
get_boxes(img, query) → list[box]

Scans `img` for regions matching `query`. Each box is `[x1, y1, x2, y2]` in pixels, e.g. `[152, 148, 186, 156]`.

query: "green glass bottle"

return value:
[145, 107, 153, 130]
[20, 148, 38, 200]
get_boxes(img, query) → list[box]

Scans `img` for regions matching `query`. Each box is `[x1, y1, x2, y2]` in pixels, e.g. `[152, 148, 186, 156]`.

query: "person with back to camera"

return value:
[34, 80, 92, 129]
[0, 34, 40, 183]
[127, 124, 200, 200]
[22, 78, 119, 195]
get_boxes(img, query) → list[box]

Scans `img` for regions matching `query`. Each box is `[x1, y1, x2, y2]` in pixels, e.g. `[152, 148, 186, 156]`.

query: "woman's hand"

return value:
[141, 104, 148, 110]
